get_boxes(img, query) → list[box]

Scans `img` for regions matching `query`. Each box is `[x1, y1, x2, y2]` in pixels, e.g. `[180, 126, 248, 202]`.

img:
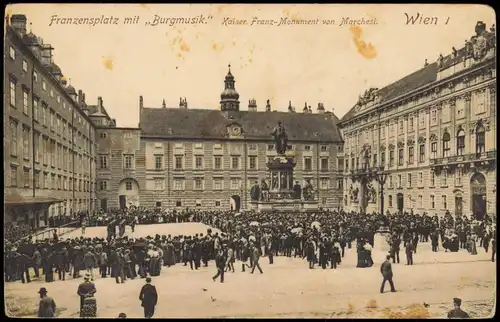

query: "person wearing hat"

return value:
[117, 312, 127, 318]
[212, 248, 227, 283]
[139, 276, 158, 318]
[37, 287, 56, 318]
[77, 273, 97, 317]
[447, 298, 470, 318]
[380, 254, 397, 293]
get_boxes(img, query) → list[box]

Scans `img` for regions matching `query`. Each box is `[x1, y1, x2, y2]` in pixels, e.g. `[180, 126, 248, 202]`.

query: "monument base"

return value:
[250, 200, 319, 213]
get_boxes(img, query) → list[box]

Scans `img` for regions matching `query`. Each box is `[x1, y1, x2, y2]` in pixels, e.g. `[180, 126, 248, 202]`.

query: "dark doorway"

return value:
[471, 173, 486, 220]
[455, 196, 463, 216]
[100, 199, 108, 212]
[230, 195, 241, 212]
[397, 193, 404, 213]
[119, 195, 126, 210]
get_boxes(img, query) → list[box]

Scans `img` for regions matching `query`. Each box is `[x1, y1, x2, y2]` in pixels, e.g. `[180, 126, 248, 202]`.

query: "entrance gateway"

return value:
[470, 172, 487, 220]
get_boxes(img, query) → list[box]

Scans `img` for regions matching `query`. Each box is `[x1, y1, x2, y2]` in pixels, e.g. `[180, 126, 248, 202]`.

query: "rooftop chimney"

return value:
[97, 96, 103, 114]
[40, 43, 54, 66]
[288, 101, 295, 112]
[78, 90, 83, 104]
[10, 14, 27, 36]
[139, 96, 144, 109]
[317, 102, 325, 114]
[265, 99, 271, 112]
[303, 102, 308, 113]
[248, 98, 257, 112]
[162, 99, 166, 108]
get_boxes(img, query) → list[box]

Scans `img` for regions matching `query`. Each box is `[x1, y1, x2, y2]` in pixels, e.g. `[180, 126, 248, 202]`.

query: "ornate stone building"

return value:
[94, 66, 344, 211]
[338, 21, 496, 218]
[4, 14, 98, 228]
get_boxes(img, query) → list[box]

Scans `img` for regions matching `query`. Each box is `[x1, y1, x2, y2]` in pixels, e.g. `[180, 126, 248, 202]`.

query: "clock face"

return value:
[232, 126, 241, 135]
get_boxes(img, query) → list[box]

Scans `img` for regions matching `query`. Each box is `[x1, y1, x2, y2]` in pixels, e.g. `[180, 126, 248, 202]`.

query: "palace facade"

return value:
[4, 15, 99, 228]
[94, 67, 344, 211]
[338, 21, 496, 218]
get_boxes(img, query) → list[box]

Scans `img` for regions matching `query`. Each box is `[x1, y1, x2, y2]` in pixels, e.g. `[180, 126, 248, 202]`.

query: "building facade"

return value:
[4, 14, 98, 228]
[338, 21, 496, 219]
[94, 67, 345, 211]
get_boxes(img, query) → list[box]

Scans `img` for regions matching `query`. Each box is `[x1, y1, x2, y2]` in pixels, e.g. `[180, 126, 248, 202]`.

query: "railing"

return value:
[28, 221, 81, 242]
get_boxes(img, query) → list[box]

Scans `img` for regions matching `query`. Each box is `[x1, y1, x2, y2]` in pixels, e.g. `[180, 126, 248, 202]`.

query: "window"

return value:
[430, 195, 435, 209]
[155, 155, 163, 169]
[42, 80, 47, 91]
[388, 195, 393, 207]
[457, 129, 465, 155]
[442, 195, 447, 209]
[42, 105, 47, 126]
[345, 159, 349, 171]
[409, 117, 414, 131]
[10, 120, 17, 156]
[476, 124, 485, 153]
[351, 158, 355, 169]
[398, 148, 404, 166]
[155, 178, 164, 190]
[408, 147, 414, 164]
[418, 195, 422, 208]
[430, 170, 435, 186]
[176, 201, 182, 207]
[99, 155, 108, 169]
[100, 132, 107, 139]
[475, 91, 486, 114]
[231, 157, 239, 169]
[304, 145, 312, 151]
[407, 173, 412, 188]
[35, 171, 40, 188]
[214, 178, 222, 190]
[249, 156, 257, 169]
[397, 174, 402, 188]
[381, 152, 385, 166]
[34, 99, 40, 122]
[455, 168, 463, 186]
[50, 110, 55, 129]
[321, 145, 328, 151]
[9, 46, 15, 59]
[267, 144, 274, 151]
[419, 144, 425, 162]
[23, 90, 29, 115]
[431, 110, 437, 125]
[33, 71, 38, 82]
[417, 172, 423, 186]
[57, 95, 61, 104]
[50, 89, 54, 98]
[194, 178, 203, 190]
[23, 169, 30, 187]
[230, 178, 240, 190]
[174, 179, 184, 191]
[304, 157, 312, 171]
[389, 150, 394, 167]
[214, 156, 222, 170]
[322, 197, 327, 205]
[321, 158, 328, 171]
[34, 132, 40, 163]
[337, 179, 343, 190]
[10, 79, 16, 107]
[215, 201, 221, 207]
[22, 127, 30, 160]
[175, 156, 183, 169]
[10, 166, 18, 187]
[155, 201, 162, 208]
[99, 181, 107, 191]
[389, 175, 393, 188]
[124, 155, 134, 169]
[441, 171, 448, 186]
[125, 181, 133, 191]
[321, 178, 329, 189]
[442, 132, 451, 157]
[431, 142, 437, 159]
[195, 156, 203, 169]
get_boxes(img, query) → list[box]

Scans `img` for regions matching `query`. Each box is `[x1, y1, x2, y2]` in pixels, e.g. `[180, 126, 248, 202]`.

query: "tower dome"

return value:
[220, 64, 240, 111]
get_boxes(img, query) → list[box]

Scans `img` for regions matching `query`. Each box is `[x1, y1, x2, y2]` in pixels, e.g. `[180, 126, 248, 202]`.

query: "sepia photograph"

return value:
[3, 3, 496, 318]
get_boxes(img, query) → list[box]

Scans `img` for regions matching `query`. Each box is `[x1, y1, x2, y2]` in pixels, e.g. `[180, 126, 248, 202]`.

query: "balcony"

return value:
[430, 150, 496, 171]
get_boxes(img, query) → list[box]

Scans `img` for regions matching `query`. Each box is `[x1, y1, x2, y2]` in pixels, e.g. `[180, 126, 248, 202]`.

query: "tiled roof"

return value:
[140, 108, 343, 142]
[339, 47, 470, 124]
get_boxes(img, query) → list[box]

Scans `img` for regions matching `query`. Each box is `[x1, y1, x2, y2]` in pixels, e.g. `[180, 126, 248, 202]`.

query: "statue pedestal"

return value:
[251, 155, 319, 213]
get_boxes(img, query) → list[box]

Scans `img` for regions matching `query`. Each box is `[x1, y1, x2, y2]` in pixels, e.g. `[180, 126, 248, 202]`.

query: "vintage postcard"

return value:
[3, 3, 496, 319]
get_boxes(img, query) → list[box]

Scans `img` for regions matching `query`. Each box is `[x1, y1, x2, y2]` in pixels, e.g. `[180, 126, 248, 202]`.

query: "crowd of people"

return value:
[4, 206, 496, 318]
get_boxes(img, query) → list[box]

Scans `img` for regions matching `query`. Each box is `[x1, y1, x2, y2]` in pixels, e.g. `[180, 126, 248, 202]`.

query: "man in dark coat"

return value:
[447, 297, 470, 318]
[212, 249, 226, 283]
[38, 287, 56, 318]
[18, 252, 32, 284]
[250, 244, 264, 274]
[405, 240, 414, 265]
[77, 273, 97, 317]
[293, 181, 301, 199]
[380, 255, 397, 293]
[139, 277, 158, 318]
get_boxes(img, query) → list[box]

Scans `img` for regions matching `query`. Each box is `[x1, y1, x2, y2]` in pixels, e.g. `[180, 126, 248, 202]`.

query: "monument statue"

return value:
[271, 172, 279, 190]
[271, 121, 288, 155]
[250, 181, 260, 201]
[303, 179, 315, 201]
[260, 179, 269, 201]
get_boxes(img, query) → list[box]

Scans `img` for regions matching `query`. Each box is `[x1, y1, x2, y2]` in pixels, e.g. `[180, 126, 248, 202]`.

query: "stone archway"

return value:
[470, 172, 486, 220]
[118, 178, 140, 209]
[230, 195, 241, 212]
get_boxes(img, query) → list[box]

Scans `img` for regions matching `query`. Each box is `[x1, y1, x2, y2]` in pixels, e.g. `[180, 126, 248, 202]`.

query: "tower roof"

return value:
[220, 64, 239, 101]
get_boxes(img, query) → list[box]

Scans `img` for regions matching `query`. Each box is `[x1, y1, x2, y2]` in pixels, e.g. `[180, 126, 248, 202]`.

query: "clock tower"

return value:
[220, 64, 240, 112]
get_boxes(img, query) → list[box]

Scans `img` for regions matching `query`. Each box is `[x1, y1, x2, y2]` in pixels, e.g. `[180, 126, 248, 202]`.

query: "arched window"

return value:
[456, 129, 465, 155]
[442, 132, 451, 157]
[476, 124, 485, 153]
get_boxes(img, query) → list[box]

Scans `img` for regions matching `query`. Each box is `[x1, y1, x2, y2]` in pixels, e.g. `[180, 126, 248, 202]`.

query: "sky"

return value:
[6, 4, 495, 128]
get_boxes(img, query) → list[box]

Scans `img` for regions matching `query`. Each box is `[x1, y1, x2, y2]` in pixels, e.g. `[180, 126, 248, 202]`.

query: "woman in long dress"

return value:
[470, 234, 478, 255]
[81, 293, 97, 318]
